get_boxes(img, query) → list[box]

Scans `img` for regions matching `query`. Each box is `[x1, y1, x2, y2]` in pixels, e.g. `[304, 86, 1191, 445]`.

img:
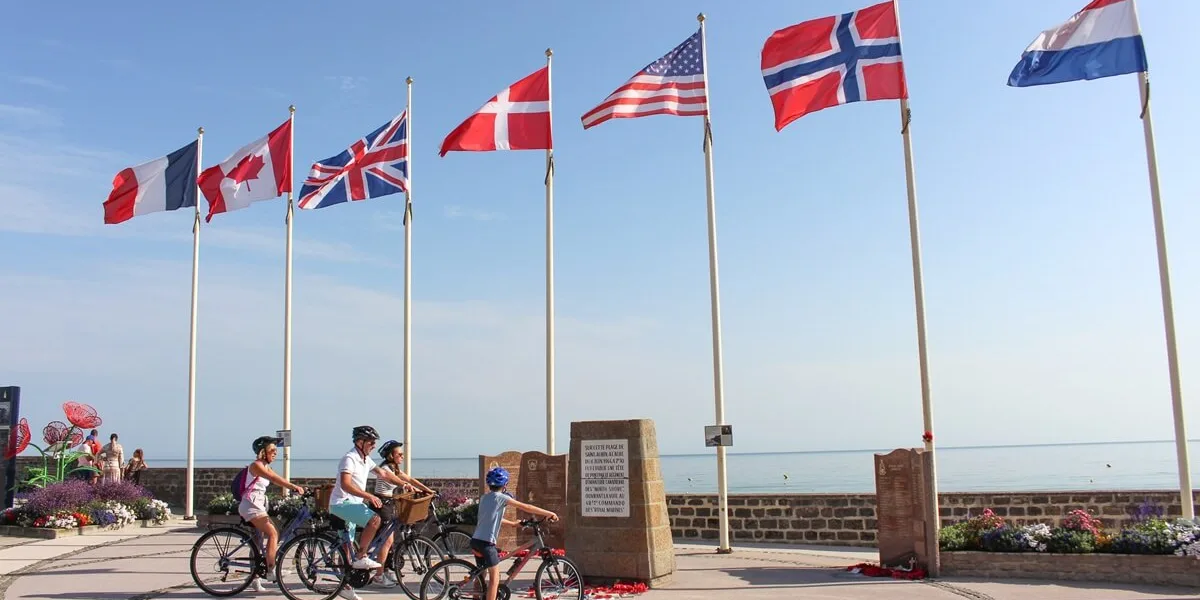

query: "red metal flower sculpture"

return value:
[42, 421, 69, 446]
[5, 418, 30, 459]
[63, 401, 102, 430]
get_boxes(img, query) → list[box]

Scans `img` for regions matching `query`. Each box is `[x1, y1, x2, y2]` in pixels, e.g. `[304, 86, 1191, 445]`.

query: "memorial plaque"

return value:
[479, 450, 523, 549]
[874, 448, 937, 574]
[515, 451, 568, 548]
[581, 439, 630, 517]
[567, 420, 675, 587]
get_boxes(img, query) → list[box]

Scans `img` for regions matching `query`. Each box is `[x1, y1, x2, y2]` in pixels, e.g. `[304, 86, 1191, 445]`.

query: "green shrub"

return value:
[207, 493, 237, 515]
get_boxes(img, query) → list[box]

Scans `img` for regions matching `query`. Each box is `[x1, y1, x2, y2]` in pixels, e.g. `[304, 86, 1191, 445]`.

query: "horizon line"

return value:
[148, 438, 1196, 462]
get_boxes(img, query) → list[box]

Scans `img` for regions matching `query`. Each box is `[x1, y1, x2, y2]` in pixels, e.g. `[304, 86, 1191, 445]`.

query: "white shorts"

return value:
[238, 495, 268, 522]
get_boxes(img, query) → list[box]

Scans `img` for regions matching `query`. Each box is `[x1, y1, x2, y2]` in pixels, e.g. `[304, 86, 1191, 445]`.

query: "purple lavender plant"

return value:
[22, 480, 93, 515]
[91, 480, 152, 504]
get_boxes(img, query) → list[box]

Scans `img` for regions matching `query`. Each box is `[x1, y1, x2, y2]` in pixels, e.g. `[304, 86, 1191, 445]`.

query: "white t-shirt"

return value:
[330, 448, 377, 506]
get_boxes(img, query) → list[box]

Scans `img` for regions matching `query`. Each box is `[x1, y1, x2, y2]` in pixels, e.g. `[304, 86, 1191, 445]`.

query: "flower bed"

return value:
[434, 494, 478, 526]
[939, 504, 1200, 586]
[939, 505, 1200, 556]
[2, 479, 171, 536]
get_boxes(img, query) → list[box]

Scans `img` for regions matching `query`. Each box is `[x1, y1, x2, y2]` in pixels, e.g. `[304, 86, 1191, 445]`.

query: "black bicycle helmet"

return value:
[252, 435, 283, 454]
[352, 425, 380, 442]
[378, 439, 403, 460]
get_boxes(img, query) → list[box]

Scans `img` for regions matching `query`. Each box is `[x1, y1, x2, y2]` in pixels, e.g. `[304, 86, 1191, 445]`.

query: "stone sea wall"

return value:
[9, 460, 1196, 548]
[668, 490, 1200, 547]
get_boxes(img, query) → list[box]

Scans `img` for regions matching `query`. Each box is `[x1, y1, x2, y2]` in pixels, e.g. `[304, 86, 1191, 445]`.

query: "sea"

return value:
[149, 440, 1200, 494]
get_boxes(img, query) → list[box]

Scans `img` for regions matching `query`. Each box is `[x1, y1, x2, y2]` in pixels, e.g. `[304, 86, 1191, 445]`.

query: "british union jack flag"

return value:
[298, 111, 408, 210]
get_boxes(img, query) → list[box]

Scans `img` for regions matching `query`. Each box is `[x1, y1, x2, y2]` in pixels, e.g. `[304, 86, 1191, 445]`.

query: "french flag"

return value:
[1008, 0, 1147, 87]
[103, 140, 199, 224]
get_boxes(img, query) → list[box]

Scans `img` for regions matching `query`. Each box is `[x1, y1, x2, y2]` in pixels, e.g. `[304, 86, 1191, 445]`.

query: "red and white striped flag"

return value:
[581, 28, 708, 129]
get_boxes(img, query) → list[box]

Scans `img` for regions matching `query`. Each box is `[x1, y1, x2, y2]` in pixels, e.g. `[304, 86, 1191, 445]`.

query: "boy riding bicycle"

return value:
[472, 467, 559, 600]
[328, 425, 434, 600]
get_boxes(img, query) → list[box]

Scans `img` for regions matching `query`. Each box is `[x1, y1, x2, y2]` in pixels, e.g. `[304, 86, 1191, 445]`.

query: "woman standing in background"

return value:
[125, 448, 147, 484]
[100, 433, 124, 483]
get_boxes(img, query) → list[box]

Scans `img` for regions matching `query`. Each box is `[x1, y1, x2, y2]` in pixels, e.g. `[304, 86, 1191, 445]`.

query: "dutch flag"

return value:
[1008, 0, 1147, 88]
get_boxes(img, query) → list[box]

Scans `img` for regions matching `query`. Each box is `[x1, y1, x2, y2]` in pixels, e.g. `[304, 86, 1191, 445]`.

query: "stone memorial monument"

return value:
[515, 451, 568, 548]
[565, 419, 674, 587]
[479, 450, 523, 549]
[874, 448, 938, 576]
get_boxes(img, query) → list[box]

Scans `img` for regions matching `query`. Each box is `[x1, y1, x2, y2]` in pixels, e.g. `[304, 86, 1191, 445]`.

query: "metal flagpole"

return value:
[545, 48, 556, 455]
[404, 77, 414, 475]
[894, 1, 940, 575]
[283, 105, 296, 480]
[1130, 0, 1192, 520]
[697, 13, 731, 555]
[185, 126, 203, 520]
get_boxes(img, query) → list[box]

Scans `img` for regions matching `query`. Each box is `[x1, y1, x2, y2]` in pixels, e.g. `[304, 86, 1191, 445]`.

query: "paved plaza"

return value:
[0, 523, 1197, 600]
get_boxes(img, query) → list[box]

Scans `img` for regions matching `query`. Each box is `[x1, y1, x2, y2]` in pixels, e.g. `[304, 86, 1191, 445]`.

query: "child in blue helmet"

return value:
[473, 467, 559, 600]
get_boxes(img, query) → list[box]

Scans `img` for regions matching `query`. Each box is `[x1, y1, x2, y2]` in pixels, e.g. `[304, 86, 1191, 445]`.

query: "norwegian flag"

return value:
[298, 111, 408, 210]
[439, 66, 551, 155]
[761, 0, 907, 131]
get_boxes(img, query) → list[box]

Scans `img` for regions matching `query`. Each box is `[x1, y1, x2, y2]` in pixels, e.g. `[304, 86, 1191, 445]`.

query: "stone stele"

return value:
[874, 448, 939, 576]
[565, 419, 674, 587]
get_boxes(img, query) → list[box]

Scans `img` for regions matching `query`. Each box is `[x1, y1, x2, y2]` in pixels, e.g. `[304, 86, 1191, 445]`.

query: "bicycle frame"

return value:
[493, 521, 553, 586]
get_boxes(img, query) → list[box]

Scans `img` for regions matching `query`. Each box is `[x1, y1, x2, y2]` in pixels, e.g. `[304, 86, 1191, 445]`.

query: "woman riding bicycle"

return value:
[365, 438, 411, 589]
[240, 436, 305, 589]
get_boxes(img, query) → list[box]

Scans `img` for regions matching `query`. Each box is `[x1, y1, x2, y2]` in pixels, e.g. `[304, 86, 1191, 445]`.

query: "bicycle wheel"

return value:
[433, 529, 473, 559]
[394, 534, 445, 600]
[276, 531, 351, 600]
[534, 556, 583, 600]
[189, 526, 260, 597]
[418, 557, 480, 600]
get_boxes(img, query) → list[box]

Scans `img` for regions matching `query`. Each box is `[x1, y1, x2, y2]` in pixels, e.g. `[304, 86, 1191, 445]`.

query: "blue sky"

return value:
[4, 1, 1200, 469]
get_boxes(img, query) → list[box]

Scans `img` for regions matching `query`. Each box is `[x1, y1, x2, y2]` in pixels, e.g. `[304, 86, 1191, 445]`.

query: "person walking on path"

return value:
[99, 433, 124, 484]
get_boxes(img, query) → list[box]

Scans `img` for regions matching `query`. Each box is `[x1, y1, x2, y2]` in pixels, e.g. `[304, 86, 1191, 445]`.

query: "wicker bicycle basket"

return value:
[388, 491, 434, 524]
[315, 484, 334, 512]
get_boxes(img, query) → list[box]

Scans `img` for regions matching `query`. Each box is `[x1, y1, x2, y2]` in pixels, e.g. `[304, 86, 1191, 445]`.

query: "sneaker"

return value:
[351, 556, 382, 570]
[374, 572, 398, 588]
[338, 588, 363, 600]
[250, 578, 267, 592]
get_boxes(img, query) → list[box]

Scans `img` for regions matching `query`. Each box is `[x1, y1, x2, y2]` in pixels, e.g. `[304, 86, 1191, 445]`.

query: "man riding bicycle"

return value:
[329, 425, 434, 600]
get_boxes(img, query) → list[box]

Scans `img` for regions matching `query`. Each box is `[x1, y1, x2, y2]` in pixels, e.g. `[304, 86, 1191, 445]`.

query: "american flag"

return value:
[298, 111, 408, 210]
[581, 28, 708, 129]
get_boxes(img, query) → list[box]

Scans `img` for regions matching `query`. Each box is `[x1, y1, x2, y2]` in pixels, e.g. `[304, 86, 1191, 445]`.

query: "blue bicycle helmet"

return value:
[486, 467, 509, 488]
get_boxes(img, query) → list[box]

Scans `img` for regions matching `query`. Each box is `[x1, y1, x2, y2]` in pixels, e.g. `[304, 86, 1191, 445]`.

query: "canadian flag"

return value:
[198, 118, 292, 222]
[439, 66, 552, 156]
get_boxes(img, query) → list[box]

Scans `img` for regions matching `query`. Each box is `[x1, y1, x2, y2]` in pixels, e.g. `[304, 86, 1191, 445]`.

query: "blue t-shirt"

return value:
[472, 491, 511, 544]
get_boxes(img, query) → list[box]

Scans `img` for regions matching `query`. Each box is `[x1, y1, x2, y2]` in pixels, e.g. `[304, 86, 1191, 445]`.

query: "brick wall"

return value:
[941, 551, 1200, 587]
[669, 494, 878, 546]
[7, 459, 477, 513]
[668, 490, 1200, 547]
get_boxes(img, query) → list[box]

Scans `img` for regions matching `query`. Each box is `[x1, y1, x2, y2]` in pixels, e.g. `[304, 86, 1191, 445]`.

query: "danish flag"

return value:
[439, 66, 552, 155]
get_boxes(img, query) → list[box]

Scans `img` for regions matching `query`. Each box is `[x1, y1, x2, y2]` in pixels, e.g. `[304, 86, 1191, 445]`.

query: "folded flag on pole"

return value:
[761, 0, 907, 131]
[197, 119, 292, 222]
[103, 140, 198, 224]
[581, 28, 708, 129]
[298, 111, 408, 210]
[1008, 0, 1146, 87]
[439, 67, 551, 155]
